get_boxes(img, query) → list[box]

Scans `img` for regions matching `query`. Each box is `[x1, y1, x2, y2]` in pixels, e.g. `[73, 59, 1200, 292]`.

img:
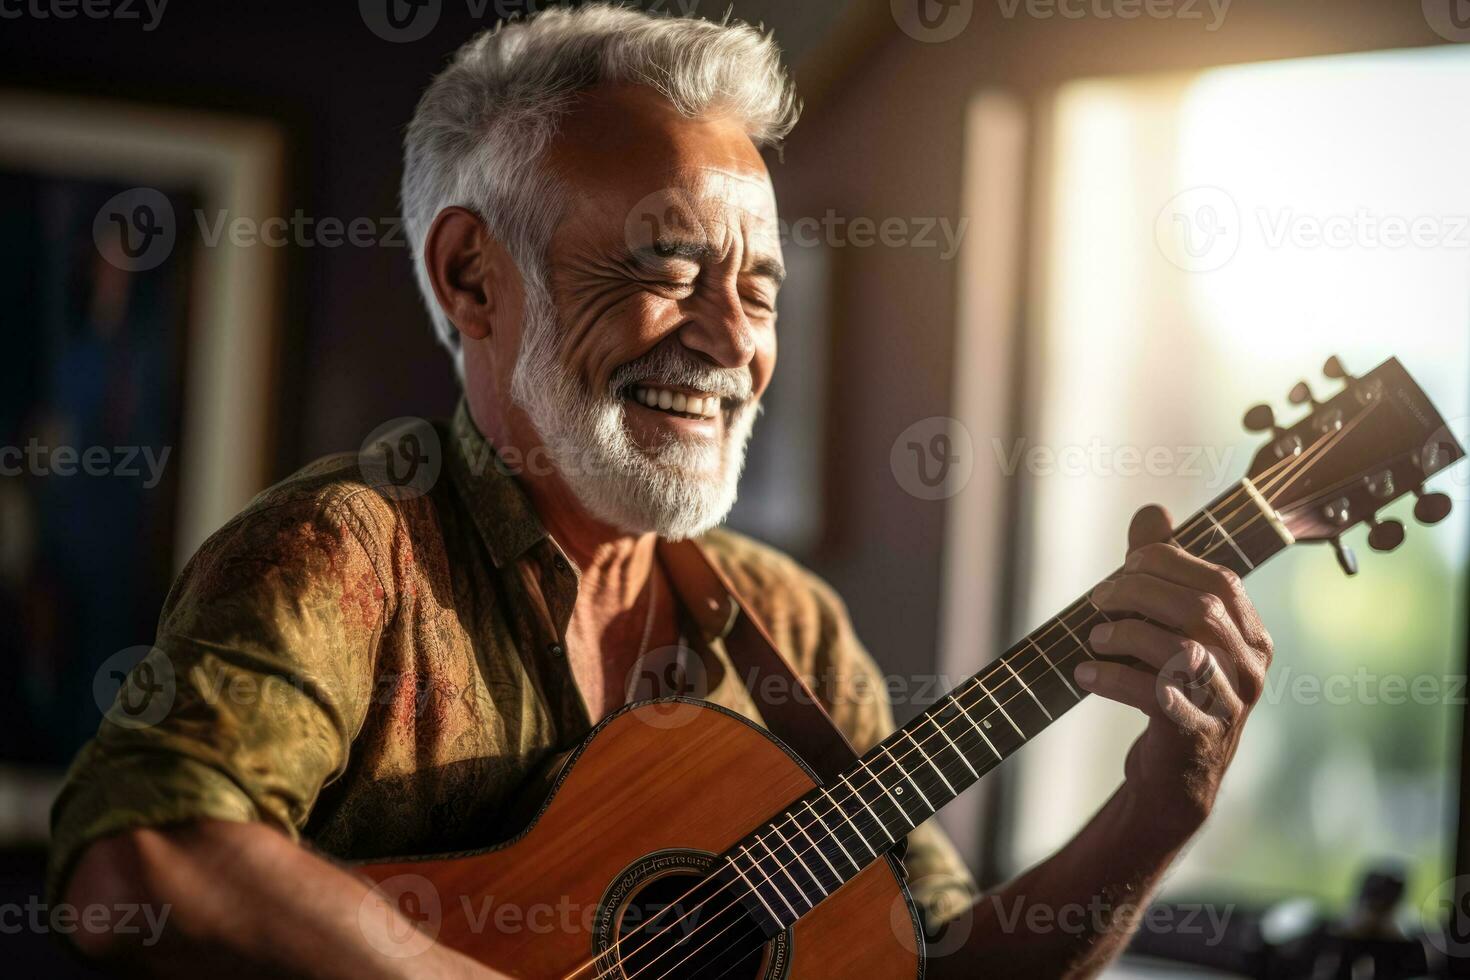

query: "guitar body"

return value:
[356, 699, 925, 979]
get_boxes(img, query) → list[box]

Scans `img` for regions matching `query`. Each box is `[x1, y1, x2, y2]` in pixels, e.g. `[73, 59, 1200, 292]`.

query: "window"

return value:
[1007, 47, 1470, 915]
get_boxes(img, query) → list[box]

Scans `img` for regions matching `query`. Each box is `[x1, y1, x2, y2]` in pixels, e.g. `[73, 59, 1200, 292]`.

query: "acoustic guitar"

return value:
[356, 356, 1464, 979]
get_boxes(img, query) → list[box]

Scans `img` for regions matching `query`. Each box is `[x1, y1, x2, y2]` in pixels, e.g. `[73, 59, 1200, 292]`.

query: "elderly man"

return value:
[51, 4, 1272, 978]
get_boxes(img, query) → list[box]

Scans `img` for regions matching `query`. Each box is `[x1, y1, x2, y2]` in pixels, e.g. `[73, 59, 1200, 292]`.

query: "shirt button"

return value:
[548, 643, 565, 658]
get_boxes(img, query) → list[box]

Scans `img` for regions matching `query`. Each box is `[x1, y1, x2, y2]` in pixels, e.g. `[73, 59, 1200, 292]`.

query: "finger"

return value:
[1128, 504, 1175, 554]
[1120, 543, 1271, 653]
[1088, 619, 1248, 715]
[1073, 660, 1218, 731]
[1091, 573, 1242, 650]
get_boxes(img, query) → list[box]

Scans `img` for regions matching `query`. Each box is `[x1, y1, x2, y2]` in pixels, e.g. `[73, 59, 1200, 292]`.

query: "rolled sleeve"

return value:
[46, 494, 388, 905]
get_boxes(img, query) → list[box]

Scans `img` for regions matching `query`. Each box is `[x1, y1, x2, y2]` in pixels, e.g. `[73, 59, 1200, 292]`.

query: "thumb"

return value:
[1128, 503, 1175, 554]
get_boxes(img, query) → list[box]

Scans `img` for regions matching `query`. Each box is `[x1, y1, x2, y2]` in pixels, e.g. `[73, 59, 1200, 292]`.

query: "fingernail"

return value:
[1124, 551, 1143, 571]
[1090, 623, 1114, 646]
[1093, 580, 1115, 602]
[1074, 662, 1098, 686]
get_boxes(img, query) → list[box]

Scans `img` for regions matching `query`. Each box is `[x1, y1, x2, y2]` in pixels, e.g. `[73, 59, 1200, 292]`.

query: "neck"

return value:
[468, 393, 657, 605]
[716, 477, 1295, 936]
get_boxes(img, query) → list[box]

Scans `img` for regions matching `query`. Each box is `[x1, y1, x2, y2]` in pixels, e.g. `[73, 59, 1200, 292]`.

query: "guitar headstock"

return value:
[1243, 357, 1464, 575]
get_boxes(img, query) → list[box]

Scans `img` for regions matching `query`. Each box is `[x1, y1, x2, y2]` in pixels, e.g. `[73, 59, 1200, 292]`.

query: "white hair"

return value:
[401, 2, 801, 378]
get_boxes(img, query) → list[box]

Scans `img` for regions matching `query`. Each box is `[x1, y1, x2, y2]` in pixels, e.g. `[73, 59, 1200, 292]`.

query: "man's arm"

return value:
[64, 820, 506, 979]
[932, 504, 1273, 977]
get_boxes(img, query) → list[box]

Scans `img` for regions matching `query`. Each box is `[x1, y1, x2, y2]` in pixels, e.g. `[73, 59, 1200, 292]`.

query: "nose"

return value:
[676, 280, 757, 370]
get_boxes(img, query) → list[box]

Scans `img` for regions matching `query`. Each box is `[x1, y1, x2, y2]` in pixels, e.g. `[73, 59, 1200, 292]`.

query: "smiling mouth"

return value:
[624, 384, 723, 421]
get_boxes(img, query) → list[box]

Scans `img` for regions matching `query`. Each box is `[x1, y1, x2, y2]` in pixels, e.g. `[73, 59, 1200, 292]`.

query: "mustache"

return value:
[608, 344, 754, 404]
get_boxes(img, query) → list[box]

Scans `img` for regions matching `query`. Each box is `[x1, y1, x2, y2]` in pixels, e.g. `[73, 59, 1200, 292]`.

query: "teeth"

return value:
[629, 386, 720, 419]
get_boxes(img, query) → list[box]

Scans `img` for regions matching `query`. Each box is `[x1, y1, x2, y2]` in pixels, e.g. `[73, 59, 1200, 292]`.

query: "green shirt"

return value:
[48, 401, 978, 930]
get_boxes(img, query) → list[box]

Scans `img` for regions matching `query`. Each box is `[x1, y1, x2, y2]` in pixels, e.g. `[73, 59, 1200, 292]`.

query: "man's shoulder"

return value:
[697, 527, 839, 604]
[695, 527, 854, 665]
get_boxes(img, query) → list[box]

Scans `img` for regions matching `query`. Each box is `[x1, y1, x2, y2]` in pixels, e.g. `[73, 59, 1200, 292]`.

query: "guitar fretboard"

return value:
[717, 478, 1293, 935]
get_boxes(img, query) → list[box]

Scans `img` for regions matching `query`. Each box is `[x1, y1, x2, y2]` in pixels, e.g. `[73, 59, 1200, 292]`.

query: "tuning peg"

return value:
[1414, 489, 1452, 525]
[1243, 403, 1278, 433]
[1367, 518, 1406, 552]
[1330, 536, 1359, 576]
[1288, 380, 1319, 407]
[1323, 355, 1352, 382]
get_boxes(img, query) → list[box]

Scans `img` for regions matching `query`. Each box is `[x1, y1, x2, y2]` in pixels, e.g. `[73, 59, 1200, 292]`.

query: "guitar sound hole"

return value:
[612, 871, 773, 980]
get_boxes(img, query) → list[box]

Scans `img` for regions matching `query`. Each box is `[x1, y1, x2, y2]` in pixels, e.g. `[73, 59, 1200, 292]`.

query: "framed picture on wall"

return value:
[0, 92, 285, 840]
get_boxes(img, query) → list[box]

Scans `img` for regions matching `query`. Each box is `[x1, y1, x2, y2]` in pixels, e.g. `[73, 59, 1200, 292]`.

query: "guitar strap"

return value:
[657, 538, 861, 786]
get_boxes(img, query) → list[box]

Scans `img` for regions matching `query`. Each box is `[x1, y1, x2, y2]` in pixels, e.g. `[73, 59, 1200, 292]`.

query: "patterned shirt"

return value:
[48, 401, 978, 930]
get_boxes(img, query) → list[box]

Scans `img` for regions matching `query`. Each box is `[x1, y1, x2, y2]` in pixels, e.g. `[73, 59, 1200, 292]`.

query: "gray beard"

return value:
[509, 282, 758, 540]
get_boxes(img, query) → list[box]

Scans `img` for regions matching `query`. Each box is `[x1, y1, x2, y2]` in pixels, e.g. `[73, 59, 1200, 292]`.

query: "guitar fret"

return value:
[1001, 659, 1052, 721]
[1056, 616, 1093, 659]
[930, 715, 979, 778]
[770, 823, 826, 899]
[782, 809, 840, 885]
[1203, 508, 1255, 569]
[728, 851, 782, 926]
[903, 729, 954, 795]
[745, 840, 803, 917]
[803, 799, 861, 873]
[867, 755, 916, 829]
[1027, 638, 1080, 700]
[952, 696, 1002, 760]
[974, 677, 1025, 739]
[841, 773, 894, 847]
[884, 744, 935, 813]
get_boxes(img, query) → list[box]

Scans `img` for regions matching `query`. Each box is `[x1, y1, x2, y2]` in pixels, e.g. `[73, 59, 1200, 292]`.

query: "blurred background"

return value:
[1, 1, 1467, 976]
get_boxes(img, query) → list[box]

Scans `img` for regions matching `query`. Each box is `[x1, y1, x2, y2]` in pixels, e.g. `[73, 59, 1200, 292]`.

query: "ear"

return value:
[424, 206, 501, 342]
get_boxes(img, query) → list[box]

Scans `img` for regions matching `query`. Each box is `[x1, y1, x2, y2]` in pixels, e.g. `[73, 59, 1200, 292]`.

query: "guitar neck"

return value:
[721, 478, 1295, 935]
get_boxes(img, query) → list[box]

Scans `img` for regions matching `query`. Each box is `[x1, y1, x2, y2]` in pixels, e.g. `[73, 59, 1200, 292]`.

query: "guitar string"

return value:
[587, 411, 1365, 980]
[577, 403, 1375, 980]
[575, 413, 1359, 980]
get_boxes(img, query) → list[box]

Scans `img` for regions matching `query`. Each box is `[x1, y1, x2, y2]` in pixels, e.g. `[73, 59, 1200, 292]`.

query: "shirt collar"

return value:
[443, 398, 739, 643]
[444, 399, 551, 568]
